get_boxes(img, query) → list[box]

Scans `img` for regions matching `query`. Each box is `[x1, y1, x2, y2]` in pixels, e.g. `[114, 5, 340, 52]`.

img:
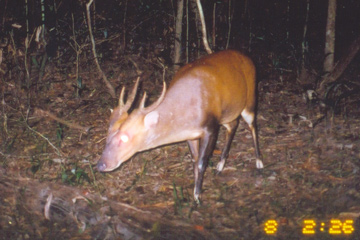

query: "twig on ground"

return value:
[34, 108, 90, 133]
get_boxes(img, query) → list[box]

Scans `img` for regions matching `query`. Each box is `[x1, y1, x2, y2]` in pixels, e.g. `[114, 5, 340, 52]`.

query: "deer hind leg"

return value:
[241, 109, 263, 169]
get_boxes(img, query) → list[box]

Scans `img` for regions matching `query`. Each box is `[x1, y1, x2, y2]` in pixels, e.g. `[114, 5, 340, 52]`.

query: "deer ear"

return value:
[144, 111, 159, 129]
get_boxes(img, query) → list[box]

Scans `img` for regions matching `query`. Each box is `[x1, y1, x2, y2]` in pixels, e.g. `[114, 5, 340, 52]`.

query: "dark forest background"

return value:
[2, 0, 359, 71]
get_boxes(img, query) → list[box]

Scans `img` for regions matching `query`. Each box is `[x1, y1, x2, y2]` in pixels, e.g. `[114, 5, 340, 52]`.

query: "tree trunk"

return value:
[323, 0, 336, 73]
[196, 0, 212, 54]
[190, 0, 201, 58]
[318, 35, 360, 94]
[174, 0, 184, 71]
[86, 0, 115, 98]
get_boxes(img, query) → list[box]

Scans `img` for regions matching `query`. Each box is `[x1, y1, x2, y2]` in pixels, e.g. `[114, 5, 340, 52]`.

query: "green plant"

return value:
[61, 165, 90, 185]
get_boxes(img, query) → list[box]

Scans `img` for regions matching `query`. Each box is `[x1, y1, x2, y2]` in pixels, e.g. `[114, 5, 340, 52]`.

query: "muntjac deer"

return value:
[97, 50, 263, 202]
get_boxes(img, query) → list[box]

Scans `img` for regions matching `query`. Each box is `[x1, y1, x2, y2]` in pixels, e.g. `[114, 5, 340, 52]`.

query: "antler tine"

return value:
[143, 81, 166, 113]
[122, 77, 140, 112]
[140, 92, 147, 109]
[119, 86, 126, 108]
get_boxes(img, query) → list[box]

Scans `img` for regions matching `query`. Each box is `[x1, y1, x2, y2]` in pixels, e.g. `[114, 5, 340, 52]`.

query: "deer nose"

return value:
[97, 162, 107, 172]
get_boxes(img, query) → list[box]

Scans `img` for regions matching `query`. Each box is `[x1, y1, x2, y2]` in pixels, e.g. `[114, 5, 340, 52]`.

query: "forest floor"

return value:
[1, 52, 360, 240]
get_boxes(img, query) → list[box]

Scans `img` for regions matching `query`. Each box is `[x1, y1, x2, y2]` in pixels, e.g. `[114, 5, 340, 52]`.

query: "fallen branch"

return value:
[318, 35, 360, 94]
[34, 108, 90, 133]
[0, 170, 218, 239]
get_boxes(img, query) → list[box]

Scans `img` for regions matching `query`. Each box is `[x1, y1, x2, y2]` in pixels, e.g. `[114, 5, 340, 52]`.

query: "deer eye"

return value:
[120, 134, 129, 143]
